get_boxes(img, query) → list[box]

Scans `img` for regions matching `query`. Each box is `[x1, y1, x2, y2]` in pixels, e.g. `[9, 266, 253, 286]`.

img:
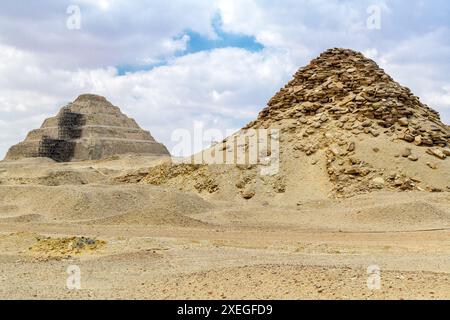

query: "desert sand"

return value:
[0, 49, 449, 300]
[0, 155, 449, 300]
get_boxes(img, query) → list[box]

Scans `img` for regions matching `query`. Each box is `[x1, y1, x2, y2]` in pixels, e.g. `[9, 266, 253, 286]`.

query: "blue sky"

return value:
[117, 14, 264, 75]
[0, 0, 449, 157]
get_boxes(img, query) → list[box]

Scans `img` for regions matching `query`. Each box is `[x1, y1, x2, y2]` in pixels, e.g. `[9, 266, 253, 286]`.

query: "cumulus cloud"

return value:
[0, 43, 295, 157]
[373, 28, 450, 122]
[214, 0, 450, 123]
[0, 0, 218, 68]
[0, 0, 449, 159]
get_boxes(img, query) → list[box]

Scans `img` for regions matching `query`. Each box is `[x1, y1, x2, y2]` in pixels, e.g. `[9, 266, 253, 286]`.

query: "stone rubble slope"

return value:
[238, 48, 450, 197]
[120, 49, 450, 200]
[247, 48, 448, 149]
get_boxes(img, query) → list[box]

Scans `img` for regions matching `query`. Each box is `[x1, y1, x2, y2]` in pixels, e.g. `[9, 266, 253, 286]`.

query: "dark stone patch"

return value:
[37, 108, 85, 162]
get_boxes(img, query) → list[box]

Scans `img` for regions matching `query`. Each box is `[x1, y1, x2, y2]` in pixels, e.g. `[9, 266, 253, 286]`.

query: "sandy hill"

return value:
[5, 94, 169, 162]
[119, 48, 449, 204]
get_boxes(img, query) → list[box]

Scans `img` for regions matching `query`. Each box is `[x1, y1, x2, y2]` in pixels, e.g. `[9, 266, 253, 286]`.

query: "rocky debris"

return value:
[121, 48, 448, 199]
[426, 162, 438, 170]
[242, 48, 449, 196]
[401, 148, 412, 158]
[140, 162, 220, 194]
[241, 187, 256, 200]
[29, 236, 106, 260]
[414, 136, 422, 146]
[398, 118, 409, 126]
[5, 94, 169, 162]
[114, 169, 150, 184]
[194, 177, 219, 194]
[245, 48, 448, 151]
[426, 148, 447, 160]
[372, 177, 385, 186]
[347, 142, 355, 152]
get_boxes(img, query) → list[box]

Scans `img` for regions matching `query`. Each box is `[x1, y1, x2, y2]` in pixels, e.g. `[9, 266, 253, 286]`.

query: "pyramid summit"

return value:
[247, 48, 449, 148]
[5, 94, 169, 161]
[240, 48, 449, 196]
[127, 48, 449, 200]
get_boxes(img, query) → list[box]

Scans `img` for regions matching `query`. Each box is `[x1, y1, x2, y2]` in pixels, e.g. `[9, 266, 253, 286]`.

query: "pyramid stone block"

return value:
[5, 94, 170, 161]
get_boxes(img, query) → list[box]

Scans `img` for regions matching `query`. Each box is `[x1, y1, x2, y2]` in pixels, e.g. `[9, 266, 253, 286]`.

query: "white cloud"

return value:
[374, 28, 450, 123]
[215, 0, 450, 123]
[0, 0, 449, 159]
[0, 0, 219, 69]
[0, 44, 295, 158]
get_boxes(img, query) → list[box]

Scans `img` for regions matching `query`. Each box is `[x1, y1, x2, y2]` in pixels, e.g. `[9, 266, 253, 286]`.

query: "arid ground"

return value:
[1, 49, 449, 300]
[0, 156, 449, 300]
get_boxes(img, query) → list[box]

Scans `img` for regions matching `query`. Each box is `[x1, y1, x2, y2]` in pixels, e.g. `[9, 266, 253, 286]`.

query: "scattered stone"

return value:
[241, 187, 256, 200]
[426, 148, 446, 160]
[355, 94, 366, 102]
[398, 118, 409, 126]
[426, 162, 438, 170]
[398, 178, 416, 191]
[401, 148, 412, 158]
[329, 146, 340, 156]
[414, 136, 422, 146]
[370, 130, 380, 137]
[347, 142, 355, 152]
[402, 134, 415, 143]
[362, 120, 372, 128]
[372, 177, 385, 185]
[408, 155, 419, 162]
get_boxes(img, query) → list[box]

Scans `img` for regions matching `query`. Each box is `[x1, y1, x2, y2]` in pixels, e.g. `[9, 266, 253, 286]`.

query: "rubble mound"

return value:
[120, 49, 450, 201]
[244, 48, 450, 196]
[247, 48, 449, 148]
[5, 94, 169, 162]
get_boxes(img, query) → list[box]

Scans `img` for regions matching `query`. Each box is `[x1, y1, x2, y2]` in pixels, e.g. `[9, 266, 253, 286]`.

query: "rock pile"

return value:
[241, 48, 449, 196]
[5, 94, 169, 162]
[246, 48, 448, 149]
[119, 49, 449, 200]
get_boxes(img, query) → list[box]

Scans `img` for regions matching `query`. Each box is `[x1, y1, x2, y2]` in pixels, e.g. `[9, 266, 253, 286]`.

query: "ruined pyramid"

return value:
[5, 94, 169, 162]
[121, 48, 449, 202]
[245, 48, 449, 148]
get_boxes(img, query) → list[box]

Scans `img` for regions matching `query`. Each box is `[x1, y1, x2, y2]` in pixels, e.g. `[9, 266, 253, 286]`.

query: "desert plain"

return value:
[0, 49, 449, 300]
[0, 155, 449, 300]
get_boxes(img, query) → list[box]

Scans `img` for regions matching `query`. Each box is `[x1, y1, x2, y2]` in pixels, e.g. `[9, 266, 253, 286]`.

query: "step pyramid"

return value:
[5, 94, 169, 161]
